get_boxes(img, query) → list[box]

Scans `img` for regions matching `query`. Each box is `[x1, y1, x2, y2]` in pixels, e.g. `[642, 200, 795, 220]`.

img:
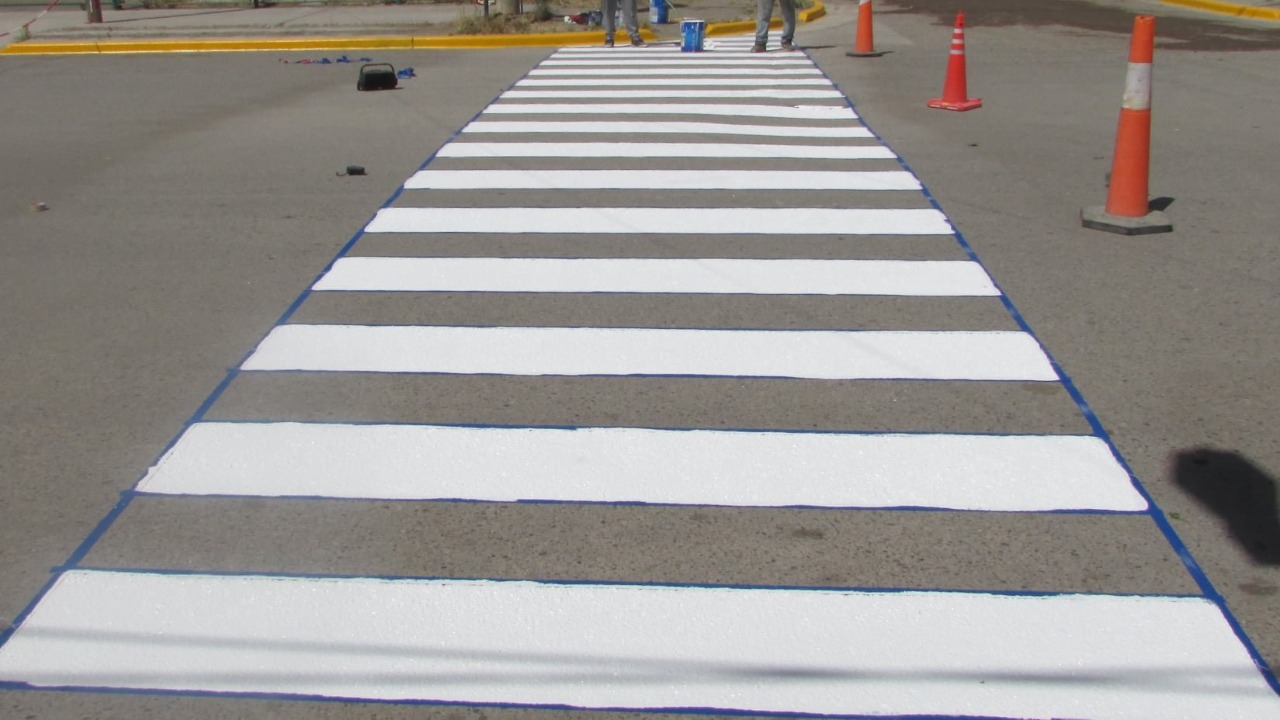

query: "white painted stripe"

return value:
[460, 119, 870, 136]
[436, 142, 896, 159]
[462, 121, 870, 138]
[403, 170, 920, 191]
[528, 68, 824, 76]
[364, 207, 951, 235]
[554, 48, 764, 55]
[541, 58, 815, 66]
[485, 103, 858, 120]
[314, 258, 997, 296]
[6, 570, 1276, 719]
[240, 326, 1055, 381]
[555, 49, 783, 57]
[136, 423, 1141, 511]
[556, 45, 697, 52]
[516, 78, 833, 87]
[501, 89, 845, 99]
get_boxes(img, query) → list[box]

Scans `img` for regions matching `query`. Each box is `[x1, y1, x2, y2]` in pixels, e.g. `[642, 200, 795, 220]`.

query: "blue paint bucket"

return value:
[680, 19, 705, 52]
[649, 0, 668, 24]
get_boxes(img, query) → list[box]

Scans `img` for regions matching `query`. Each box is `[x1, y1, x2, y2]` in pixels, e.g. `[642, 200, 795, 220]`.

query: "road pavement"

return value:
[2, 0, 1279, 718]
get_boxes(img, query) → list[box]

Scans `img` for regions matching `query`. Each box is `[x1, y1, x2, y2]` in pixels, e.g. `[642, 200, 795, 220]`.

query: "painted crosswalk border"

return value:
[2, 570, 1277, 718]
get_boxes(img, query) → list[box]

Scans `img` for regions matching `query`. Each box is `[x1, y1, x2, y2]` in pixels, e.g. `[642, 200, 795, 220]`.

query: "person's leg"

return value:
[778, 0, 797, 47]
[601, 0, 618, 43]
[753, 0, 774, 50]
[623, 0, 642, 43]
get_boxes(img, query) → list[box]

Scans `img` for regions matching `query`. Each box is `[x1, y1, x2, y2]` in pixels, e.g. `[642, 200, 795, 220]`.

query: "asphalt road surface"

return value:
[2, 0, 1279, 718]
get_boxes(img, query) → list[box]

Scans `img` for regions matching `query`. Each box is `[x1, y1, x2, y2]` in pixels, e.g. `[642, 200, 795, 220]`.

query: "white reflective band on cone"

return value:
[1122, 62, 1152, 111]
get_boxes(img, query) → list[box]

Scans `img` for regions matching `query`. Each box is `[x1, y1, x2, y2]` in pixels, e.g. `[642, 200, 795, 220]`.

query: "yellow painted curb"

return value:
[1160, 0, 1280, 20]
[411, 29, 649, 49]
[0, 1, 827, 55]
[0, 35, 414, 54]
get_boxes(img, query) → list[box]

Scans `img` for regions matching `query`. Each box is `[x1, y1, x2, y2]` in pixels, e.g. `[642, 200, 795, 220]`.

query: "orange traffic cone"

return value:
[927, 11, 981, 111]
[846, 0, 886, 58]
[1082, 15, 1172, 235]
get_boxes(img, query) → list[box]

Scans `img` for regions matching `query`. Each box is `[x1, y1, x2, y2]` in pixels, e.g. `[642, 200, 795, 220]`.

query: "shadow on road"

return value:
[1175, 448, 1280, 565]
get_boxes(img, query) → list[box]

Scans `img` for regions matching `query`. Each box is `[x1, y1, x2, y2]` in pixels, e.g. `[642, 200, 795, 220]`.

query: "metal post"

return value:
[87, 0, 103, 23]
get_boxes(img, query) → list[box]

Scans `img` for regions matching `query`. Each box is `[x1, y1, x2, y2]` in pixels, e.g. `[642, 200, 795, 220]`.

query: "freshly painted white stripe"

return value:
[5, 570, 1277, 719]
[556, 45, 696, 52]
[364, 207, 951, 235]
[240, 325, 1055, 381]
[555, 48, 777, 55]
[403, 170, 920, 191]
[516, 78, 833, 87]
[501, 89, 845, 99]
[436, 142, 896, 159]
[528, 68, 824, 76]
[458, 119, 860, 136]
[136, 423, 1140, 511]
[313, 258, 997, 296]
[462, 121, 870, 138]
[554, 48, 767, 55]
[485, 103, 858, 120]
[541, 58, 815, 66]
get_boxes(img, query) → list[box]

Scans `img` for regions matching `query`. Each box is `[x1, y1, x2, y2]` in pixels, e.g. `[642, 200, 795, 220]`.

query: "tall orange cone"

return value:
[846, 0, 886, 58]
[1082, 15, 1172, 235]
[927, 11, 981, 111]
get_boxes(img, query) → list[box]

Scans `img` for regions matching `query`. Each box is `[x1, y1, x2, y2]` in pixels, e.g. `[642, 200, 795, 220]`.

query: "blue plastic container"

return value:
[680, 19, 705, 52]
[649, 0, 668, 24]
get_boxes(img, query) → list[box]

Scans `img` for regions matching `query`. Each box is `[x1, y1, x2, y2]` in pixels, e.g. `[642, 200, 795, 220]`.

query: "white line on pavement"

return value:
[435, 142, 895, 159]
[403, 169, 919, 190]
[136, 423, 1142, 511]
[364, 207, 950, 235]
[461, 121, 869, 137]
[500, 89, 845, 98]
[313, 258, 995, 296]
[484, 103, 857, 119]
[4, 570, 1273, 718]
[239, 325, 1057, 381]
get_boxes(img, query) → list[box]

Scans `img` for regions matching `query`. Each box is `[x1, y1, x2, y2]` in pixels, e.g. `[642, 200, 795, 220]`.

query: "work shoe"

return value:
[603, 37, 614, 47]
[750, 43, 766, 53]
[780, 40, 796, 51]
[629, 35, 646, 46]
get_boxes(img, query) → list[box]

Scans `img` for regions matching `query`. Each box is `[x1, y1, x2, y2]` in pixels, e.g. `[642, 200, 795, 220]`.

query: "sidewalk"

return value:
[0, 0, 791, 52]
[2, 0, 1275, 54]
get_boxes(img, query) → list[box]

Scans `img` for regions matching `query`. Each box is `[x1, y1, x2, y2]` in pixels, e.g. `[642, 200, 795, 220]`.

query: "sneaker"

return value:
[780, 40, 796, 51]
[603, 37, 614, 47]
[750, 43, 766, 53]
[630, 35, 646, 46]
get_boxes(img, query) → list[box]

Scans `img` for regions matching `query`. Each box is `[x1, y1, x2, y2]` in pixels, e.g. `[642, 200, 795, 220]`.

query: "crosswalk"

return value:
[2, 36, 1279, 719]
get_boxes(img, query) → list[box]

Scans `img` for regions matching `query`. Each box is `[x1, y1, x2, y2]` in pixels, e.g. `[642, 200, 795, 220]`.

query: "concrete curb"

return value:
[0, 1, 825, 55]
[1159, 0, 1280, 21]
